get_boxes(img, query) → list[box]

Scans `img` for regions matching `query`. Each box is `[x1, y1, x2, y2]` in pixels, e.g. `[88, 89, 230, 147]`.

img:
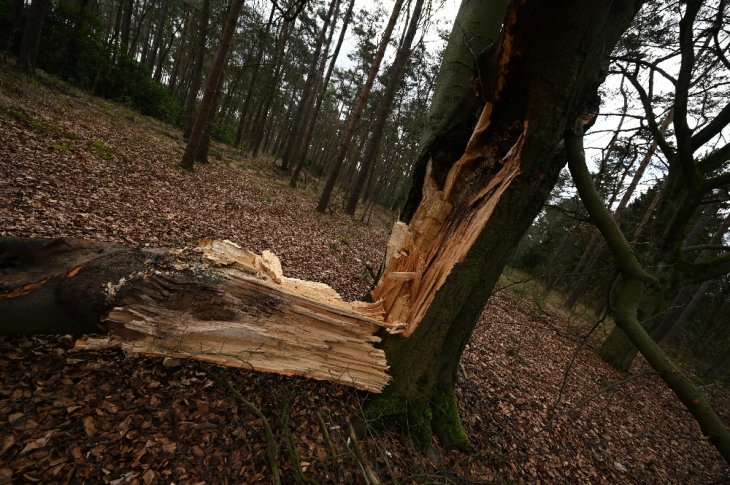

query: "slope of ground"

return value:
[1, 67, 728, 483]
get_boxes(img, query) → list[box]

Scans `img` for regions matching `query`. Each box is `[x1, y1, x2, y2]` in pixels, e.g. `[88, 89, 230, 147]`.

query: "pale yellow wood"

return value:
[75, 239, 394, 393]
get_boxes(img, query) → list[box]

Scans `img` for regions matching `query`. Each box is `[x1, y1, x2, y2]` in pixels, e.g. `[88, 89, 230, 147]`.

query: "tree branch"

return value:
[692, 102, 730, 151]
[565, 127, 655, 284]
[673, 0, 703, 187]
[697, 143, 730, 174]
[566, 125, 730, 465]
[621, 67, 676, 162]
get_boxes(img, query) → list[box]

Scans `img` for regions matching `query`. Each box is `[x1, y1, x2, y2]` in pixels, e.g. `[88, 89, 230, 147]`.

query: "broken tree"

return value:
[3, 0, 729, 462]
[0, 237, 391, 393]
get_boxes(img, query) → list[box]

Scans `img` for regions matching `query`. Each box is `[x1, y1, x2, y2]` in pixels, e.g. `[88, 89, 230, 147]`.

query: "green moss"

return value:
[506, 347, 527, 365]
[49, 140, 73, 152]
[1, 106, 49, 133]
[431, 389, 471, 451]
[88, 139, 127, 161]
[365, 386, 471, 451]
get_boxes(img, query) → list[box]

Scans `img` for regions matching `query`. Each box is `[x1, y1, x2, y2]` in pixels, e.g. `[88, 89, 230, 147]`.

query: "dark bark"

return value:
[343, 0, 425, 215]
[368, 0, 641, 448]
[119, 0, 134, 55]
[180, 0, 245, 170]
[399, 0, 507, 221]
[17, 0, 50, 75]
[3, 0, 24, 54]
[0, 238, 142, 335]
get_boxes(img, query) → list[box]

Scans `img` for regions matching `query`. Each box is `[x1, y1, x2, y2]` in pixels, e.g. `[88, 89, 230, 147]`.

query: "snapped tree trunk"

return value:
[8, 0, 695, 456]
[365, 0, 640, 448]
[0, 238, 391, 392]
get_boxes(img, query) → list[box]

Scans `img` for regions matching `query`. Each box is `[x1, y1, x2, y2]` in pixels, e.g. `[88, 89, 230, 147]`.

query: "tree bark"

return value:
[145, 0, 170, 71]
[119, 0, 134, 56]
[316, 0, 406, 213]
[248, 15, 293, 158]
[280, 0, 340, 172]
[180, 0, 244, 170]
[234, 4, 276, 148]
[366, 0, 641, 448]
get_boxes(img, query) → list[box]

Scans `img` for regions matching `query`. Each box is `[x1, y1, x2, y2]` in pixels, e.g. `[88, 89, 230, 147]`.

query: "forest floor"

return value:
[1, 67, 729, 484]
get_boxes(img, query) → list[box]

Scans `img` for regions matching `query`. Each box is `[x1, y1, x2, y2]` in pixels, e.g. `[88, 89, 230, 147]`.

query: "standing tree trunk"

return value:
[344, 0, 425, 215]
[316, 0, 406, 213]
[182, 0, 211, 139]
[288, 0, 355, 186]
[180, 0, 245, 170]
[119, 0, 134, 56]
[168, 4, 193, 91]
[17, 0, 50, 75]
[280, 0, 340, 171]
[234, 5, 276, 148]
[145, 0, 170, 71]
[365, 0, 640, 448]
[248, 16, 293, 158]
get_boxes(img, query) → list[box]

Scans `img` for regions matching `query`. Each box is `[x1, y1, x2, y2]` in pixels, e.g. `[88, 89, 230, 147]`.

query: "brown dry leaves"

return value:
[1, 69, 729, 483]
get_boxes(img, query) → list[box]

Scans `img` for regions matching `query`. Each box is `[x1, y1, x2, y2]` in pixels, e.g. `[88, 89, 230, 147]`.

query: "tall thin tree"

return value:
[180, 0, 245, 170]
[316, 0, 406, 213]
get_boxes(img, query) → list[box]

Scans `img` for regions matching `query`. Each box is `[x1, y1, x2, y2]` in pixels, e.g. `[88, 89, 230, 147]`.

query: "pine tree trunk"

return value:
[17, 0, 50, 75]
[316, 0, 407, 213]
[280, 0, 339, 171]
[234, 4, 276, 148]
[182, 0, 211, 139]
[168, 5, 192, 91]
[180, 0, 244, 170]
[146, 0, 170, 71]
[288, 0, 355, 186]
[119, 0, 134, 55]
[249, 16, 293, 158]
[344, 0, 425, 215]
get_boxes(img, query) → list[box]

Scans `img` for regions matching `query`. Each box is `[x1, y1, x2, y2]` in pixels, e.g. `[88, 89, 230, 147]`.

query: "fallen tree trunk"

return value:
[0, 237, 392, 392]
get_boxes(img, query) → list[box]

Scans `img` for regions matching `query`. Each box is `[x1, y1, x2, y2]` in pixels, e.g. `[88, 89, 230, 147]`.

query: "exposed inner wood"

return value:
[73, 239, 393, 392]
[372, 114, 525, 336]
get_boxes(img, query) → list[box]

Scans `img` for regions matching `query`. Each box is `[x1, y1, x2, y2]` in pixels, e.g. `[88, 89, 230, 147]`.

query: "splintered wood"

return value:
[371, 120, 526, 336]
[77, 239, 393, 393]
